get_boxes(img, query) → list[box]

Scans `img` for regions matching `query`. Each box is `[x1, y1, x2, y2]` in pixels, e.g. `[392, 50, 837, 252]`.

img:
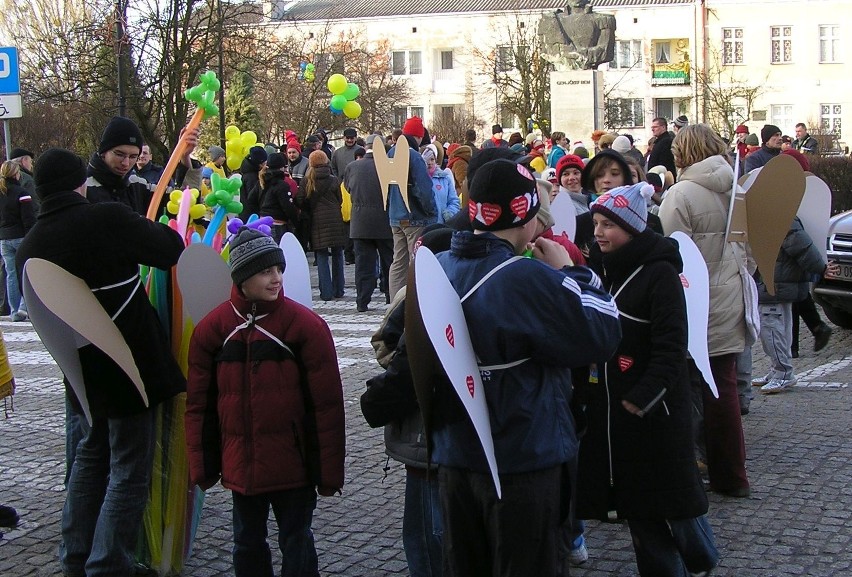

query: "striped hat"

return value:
[229, 227, 285, 287]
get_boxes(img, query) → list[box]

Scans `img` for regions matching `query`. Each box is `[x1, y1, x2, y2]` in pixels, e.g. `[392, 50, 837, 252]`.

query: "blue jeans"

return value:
[64, 391, 90, 487]
[627, 515, 719, 576]
[315, 247, 344, 300]
[353, 239, 393, 309]
[403, 470, 443, 577]
[232, 487, 319, 577]
[60, 409, 155, 577]
[1, 237, 25, 314]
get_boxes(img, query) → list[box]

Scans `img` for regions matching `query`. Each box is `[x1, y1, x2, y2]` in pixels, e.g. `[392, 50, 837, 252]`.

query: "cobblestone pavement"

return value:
[1, 263, 850, 576]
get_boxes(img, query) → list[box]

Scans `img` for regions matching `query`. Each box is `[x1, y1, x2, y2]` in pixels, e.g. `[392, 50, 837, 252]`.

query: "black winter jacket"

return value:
[16, 191, 185, 418]
[258, 169, 299, 226]
[757, 217, 826, 303]
[0, 178, 36, 239]
[577, 229, 707, 521]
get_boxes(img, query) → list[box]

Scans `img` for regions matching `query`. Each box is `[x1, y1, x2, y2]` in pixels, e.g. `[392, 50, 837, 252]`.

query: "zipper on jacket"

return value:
[243, 302, 257, 491]
[604, 360, 618, 522]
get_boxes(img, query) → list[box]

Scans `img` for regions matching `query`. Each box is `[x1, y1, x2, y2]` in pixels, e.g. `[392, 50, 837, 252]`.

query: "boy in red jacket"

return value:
[186, 228, 345, 577]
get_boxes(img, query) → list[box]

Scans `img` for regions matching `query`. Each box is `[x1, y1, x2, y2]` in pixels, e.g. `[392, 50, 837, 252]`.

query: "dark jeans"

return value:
[315, 247, 344, 300]
[232, 487, 319, 577]
[439, 465, 563, 577]
[627, 516, 719, 576]
[403, 469, 443, 577]
[353, 238, 393, 309]
[791, 294, 822, 352]
[689, 355, 750, 493]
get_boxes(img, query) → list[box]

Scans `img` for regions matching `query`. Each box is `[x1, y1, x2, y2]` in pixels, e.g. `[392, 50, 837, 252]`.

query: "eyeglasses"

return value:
[109, 149, 140, 162]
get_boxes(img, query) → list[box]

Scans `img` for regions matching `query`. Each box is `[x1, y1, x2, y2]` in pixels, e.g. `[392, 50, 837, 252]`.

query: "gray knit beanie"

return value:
[229, 228, 285, 287]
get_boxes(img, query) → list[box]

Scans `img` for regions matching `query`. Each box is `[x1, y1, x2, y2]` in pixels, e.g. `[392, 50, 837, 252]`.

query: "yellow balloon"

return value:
[169, 190, 182, 202]
[241, 131, 258, 148]
[343, 100, 362, 119]
[188, 188, 200, 201]
[227, 154, 242, 171]
[167, 201, 180, 215]
[189, 204, 207, 219]
[327, 73, 348, 95]
[225, 125, 240, 140]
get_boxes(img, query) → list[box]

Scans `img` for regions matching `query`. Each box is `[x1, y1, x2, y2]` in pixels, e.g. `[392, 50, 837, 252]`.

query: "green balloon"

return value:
[342, 83, 360, 101]
[226, 201, 243, 214]
[330, 94, 348, 110]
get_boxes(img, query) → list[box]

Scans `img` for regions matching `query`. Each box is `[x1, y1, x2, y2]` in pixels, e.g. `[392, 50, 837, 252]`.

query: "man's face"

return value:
[103, 144, 141, 177]
[344, 136, 356, 148]
[795, 125, 806, 139]
[137, 145, 151, 169]
[736, 132, 746, 143]
[214, 155, 225, 167]
[494, 131, 503, 140]
[287, 148, 301, 161]
[766, 133, 783, 150]
[651, 121, 667, 138]
[19, 156, 33, 171]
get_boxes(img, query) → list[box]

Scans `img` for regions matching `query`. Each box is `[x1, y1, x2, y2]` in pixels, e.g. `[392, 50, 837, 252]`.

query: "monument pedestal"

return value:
[550, 70, 604, 145]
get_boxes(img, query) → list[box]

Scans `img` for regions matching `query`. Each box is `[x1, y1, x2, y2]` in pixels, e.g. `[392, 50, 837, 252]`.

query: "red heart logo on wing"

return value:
[480, 203, 502, 225]
[445, 324, 455, 347]
[613, 195, 630, 208]
[466, 375, 475, 397]
[618, 355, 633, 372]
[680, 274, 690, 288]
[510, 196, 529, 219]
[436, 184, 442, 190]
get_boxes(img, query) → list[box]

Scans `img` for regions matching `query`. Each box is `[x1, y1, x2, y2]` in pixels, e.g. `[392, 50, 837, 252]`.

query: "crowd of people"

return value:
[0, 111, 840, 577]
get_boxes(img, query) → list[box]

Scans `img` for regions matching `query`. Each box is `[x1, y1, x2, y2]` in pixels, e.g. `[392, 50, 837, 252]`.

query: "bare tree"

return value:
[472, 16, 552, 136]
[427, 108, 486, 145]
[696, 48, 765, 138]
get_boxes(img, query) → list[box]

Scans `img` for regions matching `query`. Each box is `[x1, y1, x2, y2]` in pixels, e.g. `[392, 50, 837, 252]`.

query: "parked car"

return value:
[813, 208, 852, 328]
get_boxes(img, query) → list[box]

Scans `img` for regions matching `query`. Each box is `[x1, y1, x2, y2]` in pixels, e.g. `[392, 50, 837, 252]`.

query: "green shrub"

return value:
[808, 156, 852, 214]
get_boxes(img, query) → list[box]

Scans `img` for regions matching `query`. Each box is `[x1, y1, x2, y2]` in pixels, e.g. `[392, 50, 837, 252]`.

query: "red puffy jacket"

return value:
[186, 286, 345, 494]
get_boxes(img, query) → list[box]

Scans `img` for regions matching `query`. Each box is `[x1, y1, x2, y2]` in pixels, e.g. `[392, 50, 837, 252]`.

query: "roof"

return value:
[269, 0, 562, 21]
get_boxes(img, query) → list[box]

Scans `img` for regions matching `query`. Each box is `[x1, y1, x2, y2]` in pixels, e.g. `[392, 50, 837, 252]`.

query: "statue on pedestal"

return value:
[539, 0, 616, 70]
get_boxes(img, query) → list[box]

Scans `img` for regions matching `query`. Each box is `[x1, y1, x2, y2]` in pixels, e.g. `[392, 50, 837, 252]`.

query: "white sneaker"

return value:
[760, 377, 797, 394]
[752, 373, 771, 387]
[568, 543, 588, 566]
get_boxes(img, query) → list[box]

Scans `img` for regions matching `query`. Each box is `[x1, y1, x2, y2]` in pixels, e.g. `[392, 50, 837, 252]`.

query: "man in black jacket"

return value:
[343, 134, 393, 311]
[17, 148, 185, 577]
[647, 117, 676, 176]
[744, 125, 782, 173]
[792, 122, 819, 155]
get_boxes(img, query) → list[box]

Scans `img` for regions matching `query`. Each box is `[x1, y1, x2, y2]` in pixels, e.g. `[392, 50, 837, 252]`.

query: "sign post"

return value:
[0, 46, 22, 160]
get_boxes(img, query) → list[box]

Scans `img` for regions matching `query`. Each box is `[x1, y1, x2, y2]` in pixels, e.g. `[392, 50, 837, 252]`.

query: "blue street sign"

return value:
[0, 47, 21, 95]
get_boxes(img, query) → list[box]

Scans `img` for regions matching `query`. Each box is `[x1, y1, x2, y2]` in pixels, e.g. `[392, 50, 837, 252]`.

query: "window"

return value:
[614, 98, 645, 127]
[770, 26, 793, 64]
[612, 40, 642, 69]
[770, 105, 795, 135]
[392, 52, 406, 76]
[409, 51, 422, 75]
[820, 25, 840, 63]
[654, 41, 670, 64]
[410, 106, 424, 119]
[391, 51, 422, 75]
[441, 51, 454, 70]
[393, 107, 408, 127]
[821, 104, 842, 138]
[500, 107, 515, 131]
[497, 45, 514, 72]
[440, 106, 455, 120]
[654, 98, 673, 121]
[722, 28, 744, 65]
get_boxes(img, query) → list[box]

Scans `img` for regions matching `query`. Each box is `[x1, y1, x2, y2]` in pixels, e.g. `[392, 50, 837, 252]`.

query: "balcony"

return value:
[651, 62, 690, 86]
[432, 69, 463, 94]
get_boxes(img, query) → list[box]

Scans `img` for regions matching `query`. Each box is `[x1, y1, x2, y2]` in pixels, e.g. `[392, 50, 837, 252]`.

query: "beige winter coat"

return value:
[659, 155, 746, 357]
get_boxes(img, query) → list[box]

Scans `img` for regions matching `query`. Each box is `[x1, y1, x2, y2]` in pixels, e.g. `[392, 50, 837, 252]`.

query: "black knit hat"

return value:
[34, 148, 88, 199]
[247, 146, 269, 169]
[760, 124, 782, 145]
[468, 159, 540, 231]
[492, 124, 503, 135]
[343, 127, 357, 138]
[98, 116, 144, 154]
[229, 227, 285, 287]
[267, 152, 287, 170]
[581, 149, 635, 192]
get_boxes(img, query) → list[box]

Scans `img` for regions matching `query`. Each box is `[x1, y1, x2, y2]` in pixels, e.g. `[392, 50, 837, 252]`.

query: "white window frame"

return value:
[722, 27, 744, 65]
[820, 103, 842, 138]
[614, 98, 645, 127]
[819, 25, 841, 63]
[612, 40, 642, 70]
[770, 26, 793, 64]
[770, 104, 795, 136]
[440, 50, 454, 70]
[391, 51, 422, 76]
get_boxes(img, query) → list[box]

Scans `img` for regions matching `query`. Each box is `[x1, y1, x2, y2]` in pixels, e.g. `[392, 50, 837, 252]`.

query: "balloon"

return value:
[241, 131, 258, 148]
[330, 94, 347, 110]
[329, 105, 343, 115]
[343, 100, 362, 119]
[304, 72, 315, 82]
[226, 201, 243, 214]
[306, 63, 315, 71]
[189, 204, 207, 220]
[342, 83, 360, 101]
[300, 62, 307, 71]
[185, 70, 220, 118]
[225, 125, 240, 140]
[327, 73, 347, 95]
[226, 154, 241, 171]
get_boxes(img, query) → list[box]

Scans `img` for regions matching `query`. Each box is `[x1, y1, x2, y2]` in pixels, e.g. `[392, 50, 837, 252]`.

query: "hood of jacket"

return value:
[677, 154, 734, 194]
[594, 229, 683, 290]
